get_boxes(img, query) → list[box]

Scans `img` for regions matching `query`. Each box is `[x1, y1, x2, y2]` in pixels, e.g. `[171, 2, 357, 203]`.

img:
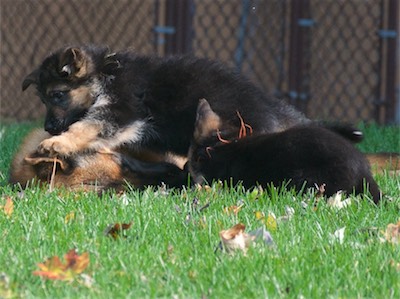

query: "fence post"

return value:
[164, 0, 194, 55]
[287, 0, 313, 112]
[384, 0, 398, 124]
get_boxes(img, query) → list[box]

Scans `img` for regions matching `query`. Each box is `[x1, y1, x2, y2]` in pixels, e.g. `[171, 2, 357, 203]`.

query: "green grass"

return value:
[0, 123, 399, 298]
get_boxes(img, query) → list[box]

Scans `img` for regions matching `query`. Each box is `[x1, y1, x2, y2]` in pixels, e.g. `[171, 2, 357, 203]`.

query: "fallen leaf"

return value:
[104, 223, 132, 240]
[219, 223, 255, 253]
[278, 205, 295, 222]
[255, 211, 277, 231]
[300, 201, 308, 209]
[223, 204, 243, 215]
[3, 197, 14, 217]
[33, 249, 90, 281]
[64, 212, 75, 224]
[0, 272, 13, 299]
[266, 213, 278, 231]
[383, 221, 400, 244]
[79, 273, 95, 288]
[327, 191, 351, 210]
[255, 211, 265, 221]
[330, 227, 346, 244]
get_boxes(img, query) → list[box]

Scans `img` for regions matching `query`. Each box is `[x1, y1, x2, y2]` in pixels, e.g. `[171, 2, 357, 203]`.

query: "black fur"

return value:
[189, 100, 381, 203]
[119, 156, 188, 188]
[23, 45, 310, 156]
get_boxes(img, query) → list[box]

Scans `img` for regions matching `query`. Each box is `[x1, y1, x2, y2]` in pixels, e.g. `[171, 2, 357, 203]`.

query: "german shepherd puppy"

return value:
[22, 45, 311, 158]
[188, 99, 381, 203]
[9, 129, 187, 191]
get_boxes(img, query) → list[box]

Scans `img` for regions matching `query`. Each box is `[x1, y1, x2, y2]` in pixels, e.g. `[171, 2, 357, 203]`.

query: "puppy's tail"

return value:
[318, 121, 364, 143]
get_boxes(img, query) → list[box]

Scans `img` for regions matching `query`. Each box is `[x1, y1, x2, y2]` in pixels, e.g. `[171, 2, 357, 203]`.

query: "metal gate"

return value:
[1, 0, 398, 124]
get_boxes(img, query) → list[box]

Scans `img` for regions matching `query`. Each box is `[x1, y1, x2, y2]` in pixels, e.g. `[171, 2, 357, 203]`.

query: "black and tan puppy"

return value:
[9, 129, 187, 191]
[22, 45, 311, 158]
[188, 99, 381, 203]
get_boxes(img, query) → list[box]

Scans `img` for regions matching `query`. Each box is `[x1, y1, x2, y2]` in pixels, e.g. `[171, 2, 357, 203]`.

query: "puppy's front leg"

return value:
[39, 121, 102, 156]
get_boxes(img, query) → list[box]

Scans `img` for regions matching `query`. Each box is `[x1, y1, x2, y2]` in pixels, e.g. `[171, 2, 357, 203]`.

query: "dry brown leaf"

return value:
[219, 223, 255, 253]
[223, 204, 243, 215]
[104, 222, 132, 240]
[33, 249, 90, 281]
[383, 221, 400, 244]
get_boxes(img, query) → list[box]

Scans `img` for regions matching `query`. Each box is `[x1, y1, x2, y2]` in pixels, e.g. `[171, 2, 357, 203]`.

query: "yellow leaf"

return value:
[33, 249, 90, 281]
[64, 212, 75, 224]
[265, 213, 277, 231]
[3, 197, 13, 217]
[255, 211, 264, 220]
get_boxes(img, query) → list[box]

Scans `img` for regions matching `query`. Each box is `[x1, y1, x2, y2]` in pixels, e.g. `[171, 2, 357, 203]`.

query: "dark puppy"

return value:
[188, 99, 381, 203]
[22, 45, 310, 158]
[9, 129, 186, 191]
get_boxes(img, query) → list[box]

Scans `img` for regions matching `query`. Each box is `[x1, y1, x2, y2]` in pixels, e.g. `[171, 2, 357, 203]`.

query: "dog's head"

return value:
[188, 99, 234, 183]
[22, 46, 120, 135]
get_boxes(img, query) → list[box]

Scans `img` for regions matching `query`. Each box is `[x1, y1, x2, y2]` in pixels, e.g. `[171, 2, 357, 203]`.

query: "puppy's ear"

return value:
[22, 69, 40, 91]
[102, 53, 121, 74]
[24, 155, 68, 171]
[194, 99, 221, 141]
[59, 47, 88, 78]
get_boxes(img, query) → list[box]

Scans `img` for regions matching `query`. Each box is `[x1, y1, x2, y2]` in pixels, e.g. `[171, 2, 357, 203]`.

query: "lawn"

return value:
[0, 122, 399, 298]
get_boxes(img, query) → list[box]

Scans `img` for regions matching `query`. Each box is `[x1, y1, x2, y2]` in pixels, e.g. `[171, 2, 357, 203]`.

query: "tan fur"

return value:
[9, 129, 124, 191]
[69, 86, 94, 109]
[39, 121, 102, 156]
[366, 153, 400, 175]
[193, 98, 222, 142]
[59, 48, 93, 79]
[120, 149, 187, 170]
[10, 129, 185, 191]
[9, 129, 51, 185]
[52, 153, 123, 191]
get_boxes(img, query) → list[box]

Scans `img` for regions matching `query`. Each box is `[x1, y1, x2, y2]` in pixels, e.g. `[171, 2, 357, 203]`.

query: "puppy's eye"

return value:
[50, 91, 66, 99]
[48, 90, 68, 104]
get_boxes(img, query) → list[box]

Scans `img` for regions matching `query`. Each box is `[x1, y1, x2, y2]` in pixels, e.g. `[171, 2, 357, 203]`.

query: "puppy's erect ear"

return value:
[194, 99, 221, 141]
[22, 69, 40, 91]
[102, 53, 121, 75]
[59, 47, 88, 78]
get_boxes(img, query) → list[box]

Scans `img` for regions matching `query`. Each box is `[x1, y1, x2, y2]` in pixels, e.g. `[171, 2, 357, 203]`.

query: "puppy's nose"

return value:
[45, 122, 61, 135]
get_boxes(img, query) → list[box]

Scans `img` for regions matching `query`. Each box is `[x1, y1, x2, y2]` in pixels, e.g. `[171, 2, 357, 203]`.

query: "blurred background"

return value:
[1, 0, 398, 124]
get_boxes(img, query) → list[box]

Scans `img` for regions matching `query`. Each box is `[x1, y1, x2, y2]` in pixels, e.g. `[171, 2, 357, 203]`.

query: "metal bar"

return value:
[375, 0, 385, 123]
[154, 0, 160, 53]
[287, 0, 312, 111]
[164, 0, 194, 55]
[235, 0, 251, 72]
[384, 0, 399, 124]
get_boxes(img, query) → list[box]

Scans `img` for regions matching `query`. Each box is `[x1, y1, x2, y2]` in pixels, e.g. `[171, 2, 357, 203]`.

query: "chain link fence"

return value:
[1, 0, 398, 124]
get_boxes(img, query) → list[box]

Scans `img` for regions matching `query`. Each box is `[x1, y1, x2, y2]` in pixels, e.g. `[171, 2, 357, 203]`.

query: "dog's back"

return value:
[189, 99, 381, 203]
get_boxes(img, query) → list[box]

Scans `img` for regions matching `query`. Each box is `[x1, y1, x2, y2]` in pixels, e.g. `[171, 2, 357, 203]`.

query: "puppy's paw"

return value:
[38, 136, 77, 157]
